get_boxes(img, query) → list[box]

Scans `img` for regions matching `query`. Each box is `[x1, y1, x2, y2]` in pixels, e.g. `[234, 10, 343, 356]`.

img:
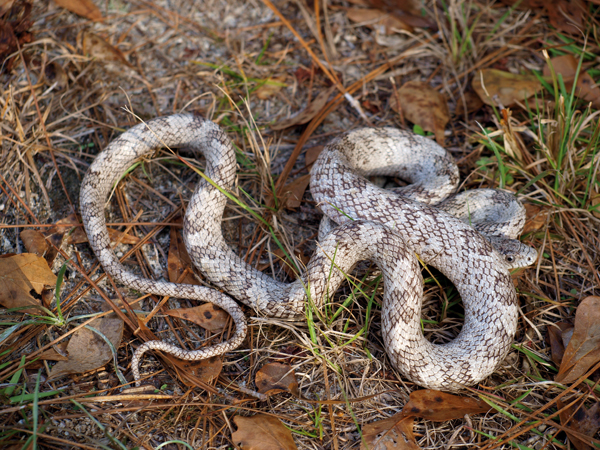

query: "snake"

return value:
[79, 113, 537, 391]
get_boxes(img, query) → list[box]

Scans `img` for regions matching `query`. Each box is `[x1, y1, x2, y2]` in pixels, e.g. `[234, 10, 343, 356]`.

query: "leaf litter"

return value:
[0, 0, 599, 448]
[47, 315, 124, 380]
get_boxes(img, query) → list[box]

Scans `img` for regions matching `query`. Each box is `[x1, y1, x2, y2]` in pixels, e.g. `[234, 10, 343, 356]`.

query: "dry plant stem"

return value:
[0, 193, 183, 375]
[4, 429, 102, 450]
[0, 173, 135, 331]
[259, 0, 361, 118]
[0, 222, 184, 229]
[563, 212, 600, 286]
[273, 38, 438, 195]
[133, 0, 223, 40]
[15, 39, 74, 213]
[474, 387, 600, 447]
[479, 360, 600, 450]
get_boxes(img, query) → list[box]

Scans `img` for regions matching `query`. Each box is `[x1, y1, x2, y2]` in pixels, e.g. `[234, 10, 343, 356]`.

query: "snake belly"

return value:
[81, 114, 530, 391]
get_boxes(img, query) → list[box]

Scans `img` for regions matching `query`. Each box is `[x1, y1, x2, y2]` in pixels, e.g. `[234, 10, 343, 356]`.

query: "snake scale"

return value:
[80, 113, 537, 391]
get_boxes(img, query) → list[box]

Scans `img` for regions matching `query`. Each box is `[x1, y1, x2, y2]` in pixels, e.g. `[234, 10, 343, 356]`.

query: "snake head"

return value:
[487, 236, 538, 269]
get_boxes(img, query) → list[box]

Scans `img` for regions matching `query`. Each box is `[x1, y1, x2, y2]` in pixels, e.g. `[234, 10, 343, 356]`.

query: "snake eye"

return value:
[506, 255, 515, 263]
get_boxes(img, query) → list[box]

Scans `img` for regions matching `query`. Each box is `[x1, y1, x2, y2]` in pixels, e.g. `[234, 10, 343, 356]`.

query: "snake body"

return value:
[80, 114, 536, 391]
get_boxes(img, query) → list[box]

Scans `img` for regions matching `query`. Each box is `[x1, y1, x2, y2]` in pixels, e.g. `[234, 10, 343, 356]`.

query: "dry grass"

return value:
[0, 0, 599, 449]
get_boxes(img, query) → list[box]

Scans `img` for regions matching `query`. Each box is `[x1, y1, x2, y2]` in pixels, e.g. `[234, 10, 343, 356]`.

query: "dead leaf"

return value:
[282, 174, 311, 209]
[305, 145, 324, 168]
[546, 0, 586, 35]
[547, 321, 574, 366]
[456, 89, 484, 115]
[255, 76, 286, 100]
[361, 414, 419, 450]
[556, 296, 600, 383]
[392, 81, 449, 145]
[165, 304, 229, 332]
[402, 390, 491, 421]
[544, 55, 600, 109]
[20, 230, 49, 258]
[255, 362, 299, 396]
[175, 356, 222, 383]
[0, 0, 32, 71]
[82, 31, 132, 68]
[358, 0, 437, 29]
[500, 109, 524, 161]
[0, 253, 57, 313]
[68, 227, 140, 246]
[232, 414, 297, 450]
[38, 348, 69, 361]
[346, 8, 411, 34]
[472, 69, 543, 108]
[167, 225, 199, 285]
[43, 61, 68, 89]
[522, 204, 549, 235]
[53, 0, 101, 21]
[271, 87, 335, 130]
[590, 190, 600, 219]
[558, 398, 600, 450]
[33, 214, 82, 265]
[48, 316, 124, 380]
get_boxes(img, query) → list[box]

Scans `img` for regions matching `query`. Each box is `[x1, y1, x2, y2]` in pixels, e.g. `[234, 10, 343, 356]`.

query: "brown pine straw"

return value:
[272, 36, 439, 196]
[478, 359, 600, 450]
[15, 39, 75, 214]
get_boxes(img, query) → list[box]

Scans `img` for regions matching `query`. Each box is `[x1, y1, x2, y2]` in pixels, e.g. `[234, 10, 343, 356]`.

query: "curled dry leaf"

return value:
[167, 225, 199, 285]
[232, 414, 297, 450]
[82, 31, 133, 68]
[0, 253, 57, 313]
[522, 204, 549, 235]
[544, 55, 600, 109]
[472, 69, 542, 108]
[346, 8, 411, 34]
[53, 0, 102, 21]
[392, 81, 449, 145]
[255, 362, 299, 396]
[557, 398, 600, 450]
[165, 303, 229, 332]
[20, 230, 49, 258]
[402, 389, 491, 421]
[361, 414, 418, 450]
[556, 296, 600, 383]
[48, 316, 124, 380]
[282, 174, 311, 209]
[271, 86, 335, 130]
[255, 76, 287, 100]
[546, 321, 574, 366]
[44, 61, 68, 89]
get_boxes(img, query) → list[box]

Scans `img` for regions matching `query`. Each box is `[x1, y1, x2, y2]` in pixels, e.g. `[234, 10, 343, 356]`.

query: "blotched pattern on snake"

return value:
[80, 113, 536, 391]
